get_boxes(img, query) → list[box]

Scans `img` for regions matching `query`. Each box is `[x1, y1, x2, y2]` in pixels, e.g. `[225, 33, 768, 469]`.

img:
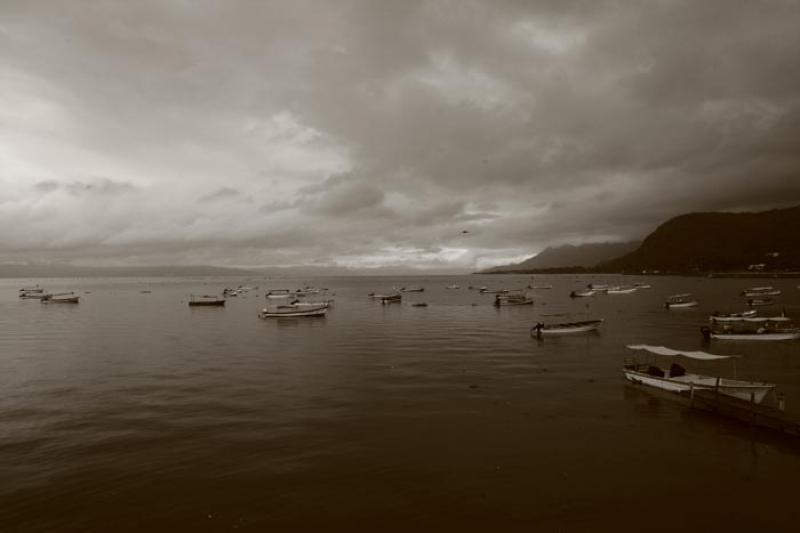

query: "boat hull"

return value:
[623, 369, 774, 404]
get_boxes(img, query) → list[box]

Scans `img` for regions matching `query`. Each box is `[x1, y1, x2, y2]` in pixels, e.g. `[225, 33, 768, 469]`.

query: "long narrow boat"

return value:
[266, 290, 293, 300]
[400, 287, 424, 293]
[258, 305, 327, 318]
[188, 295, 226, 307]
[741, 286, 781, 297]
[494, 295, 533, 307]
[530, 319, 604, 336]
[607, 286, 638, 295]
[701, 326, 800, 341]
[747, 298, 774, 307]
[42, 293, 80, 304]
[479, 288, 508, 294]
[623, 345, 775, 404]
[633, 283, 652, 289]
[380, 294, 402, 304]
[19, 291, 50, 299]
[570, 289, 597, 298]
[710, 313, 791, 324]
[709, 309, 758, 320]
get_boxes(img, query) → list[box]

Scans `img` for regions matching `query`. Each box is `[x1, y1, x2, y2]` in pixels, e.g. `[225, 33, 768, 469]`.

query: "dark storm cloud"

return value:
[2, 0, 799, 269]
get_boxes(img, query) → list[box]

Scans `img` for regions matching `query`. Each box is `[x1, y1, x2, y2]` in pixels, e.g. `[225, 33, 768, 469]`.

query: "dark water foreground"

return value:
[1, 275, 800, 532]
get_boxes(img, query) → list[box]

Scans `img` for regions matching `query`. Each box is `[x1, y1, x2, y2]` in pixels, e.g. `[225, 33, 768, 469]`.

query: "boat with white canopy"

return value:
[623, 344, 775, 404]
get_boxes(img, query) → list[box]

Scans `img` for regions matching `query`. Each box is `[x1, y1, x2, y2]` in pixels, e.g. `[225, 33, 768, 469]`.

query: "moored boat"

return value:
[570, 289, 597, 298]
[258, 304, 327, 318]
[531, 319, 604, 336]
[380, 294, 402, 304]
[747, 298, 774, 307]
[400, 287, 424, 293]
[665, 293, 699, 309]
[446, 285, 460, 289]
[188, 295, 226, 306]
[607, 286, 638, 295]
[701, 325, 800, 341]
[42, 292, 80, 304]
[266, 290, 292, 300]
[741, 286, 781, 297]
[494, 294, 533, 307]
[710, 309, 757, 321]
[623, 344, 775, 404]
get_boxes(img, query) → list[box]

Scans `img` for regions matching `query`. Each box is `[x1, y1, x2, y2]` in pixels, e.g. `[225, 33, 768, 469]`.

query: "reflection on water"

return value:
[1, 274, 800, 531]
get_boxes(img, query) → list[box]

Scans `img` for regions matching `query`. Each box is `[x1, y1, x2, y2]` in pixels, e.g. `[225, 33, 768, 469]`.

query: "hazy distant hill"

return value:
[0, 264, 257, 278]
[603, 205, 800, 272]
[483, 241, 640, 273]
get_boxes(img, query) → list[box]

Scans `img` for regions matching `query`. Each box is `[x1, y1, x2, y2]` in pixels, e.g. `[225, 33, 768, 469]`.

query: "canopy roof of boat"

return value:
[626, 344, 738, 360]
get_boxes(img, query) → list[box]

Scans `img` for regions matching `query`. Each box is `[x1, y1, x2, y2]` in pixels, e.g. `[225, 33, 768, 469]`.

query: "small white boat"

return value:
[570, 289, 597, 298]
[623, 345, 775, 404]
[747, 298, 774, 307]
[633, 283, 652, 289]
[258, 305, 327, 318]
[400, 287, 424, 293]
[19, 290, 50, 299]
[494, 294, 533, 307]
[42, 293, 80, 304]
[709, 310, 758, 321]
[701, 325, 800, 341]
[665, 293, 698, 309]
[480, 288, 508, 294]
[266, 290, 293, 300]
[607, 286, 638, 295]
[741, 286, 781, 297]
[380, 294, 402, 304]
[19, 286, 44, 294]
[710, 311, 790, 324]
[587, 283, 609, 291]
[531, 319, 604, 336]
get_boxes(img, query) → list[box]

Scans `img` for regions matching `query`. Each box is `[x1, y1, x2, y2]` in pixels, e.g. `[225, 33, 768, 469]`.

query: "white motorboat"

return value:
[530, 319, 604, 336]
[623, 345, 775, 404]
[747, 298, 774, 307]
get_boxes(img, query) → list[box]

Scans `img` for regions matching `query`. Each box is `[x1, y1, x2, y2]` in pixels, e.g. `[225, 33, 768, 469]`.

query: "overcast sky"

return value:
[2, 0, 800, 271]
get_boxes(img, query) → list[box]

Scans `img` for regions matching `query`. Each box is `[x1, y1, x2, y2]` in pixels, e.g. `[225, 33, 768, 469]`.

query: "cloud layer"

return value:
[2, 0, 799, 270]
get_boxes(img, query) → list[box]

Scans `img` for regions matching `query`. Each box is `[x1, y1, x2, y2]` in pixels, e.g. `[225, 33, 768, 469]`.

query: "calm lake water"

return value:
[2, 274, 800, 531]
